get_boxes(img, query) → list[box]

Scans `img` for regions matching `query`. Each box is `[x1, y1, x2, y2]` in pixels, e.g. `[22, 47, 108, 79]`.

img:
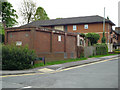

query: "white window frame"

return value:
[84, 24, 88, 29]
[73, 25, 77, 31]
[58, 35, 61, 41]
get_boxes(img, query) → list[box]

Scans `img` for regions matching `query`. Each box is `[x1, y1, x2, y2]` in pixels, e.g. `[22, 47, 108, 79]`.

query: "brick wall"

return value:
[43, 23, 112, 43]
[115, 27, 120, 43]
[67, 23, 110, 33]
[52, 34, 65, 52]
[67, 23, 112, 43]
[5, 27, 77, 62]
[7, 30, 31, 48]
[34, 31, 51, 53]
[66, 35, 76, 58]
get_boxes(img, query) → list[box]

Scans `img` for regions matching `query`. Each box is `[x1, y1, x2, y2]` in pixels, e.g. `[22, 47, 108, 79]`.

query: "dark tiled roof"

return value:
[21, 15, 115, 27]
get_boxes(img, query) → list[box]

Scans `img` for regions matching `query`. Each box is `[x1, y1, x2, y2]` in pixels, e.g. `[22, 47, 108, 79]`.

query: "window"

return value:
[73, 25, 77, 30]
[84, 24, 88, 29]
[58, 35, 61, 41]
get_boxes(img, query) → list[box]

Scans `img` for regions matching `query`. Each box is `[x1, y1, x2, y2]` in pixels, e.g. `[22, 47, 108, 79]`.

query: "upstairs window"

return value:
[84, 24, 88, 29]
[73, 25, 77, 31]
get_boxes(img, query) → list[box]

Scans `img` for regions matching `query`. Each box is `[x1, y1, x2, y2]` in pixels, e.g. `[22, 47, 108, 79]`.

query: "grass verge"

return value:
[32, 57, 87, 68]
[88, 53, 117, 58]
[33, 54, 117, 68]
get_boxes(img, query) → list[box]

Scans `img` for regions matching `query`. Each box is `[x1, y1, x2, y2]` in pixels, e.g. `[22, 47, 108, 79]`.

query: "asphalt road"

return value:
[2, 58, 118, 89]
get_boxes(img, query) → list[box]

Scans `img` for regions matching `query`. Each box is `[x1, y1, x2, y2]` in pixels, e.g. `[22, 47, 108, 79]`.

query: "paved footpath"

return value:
[0, 55, 119, 76]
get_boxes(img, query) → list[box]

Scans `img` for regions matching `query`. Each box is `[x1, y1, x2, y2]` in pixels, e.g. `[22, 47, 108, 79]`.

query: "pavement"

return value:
[0, 55, 119, 76]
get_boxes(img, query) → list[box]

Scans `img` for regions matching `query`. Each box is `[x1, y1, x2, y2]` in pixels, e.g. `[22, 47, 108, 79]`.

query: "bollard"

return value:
[42, 57, 45, 65]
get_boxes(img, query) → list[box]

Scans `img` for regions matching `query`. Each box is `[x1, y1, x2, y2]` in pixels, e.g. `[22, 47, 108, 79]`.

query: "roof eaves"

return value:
[40, 21, 115, 27]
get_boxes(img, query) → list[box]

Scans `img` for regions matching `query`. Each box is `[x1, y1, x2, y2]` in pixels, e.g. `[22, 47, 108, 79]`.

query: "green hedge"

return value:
[2, 45, 36, 70]
[95, 43, 108, 55]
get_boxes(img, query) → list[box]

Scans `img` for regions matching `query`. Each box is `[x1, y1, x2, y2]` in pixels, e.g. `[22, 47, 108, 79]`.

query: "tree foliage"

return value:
[101, 32, 106, 43]
[80, 33, 86, 37]
[0, 23, 5, 43]
[86, 33, 100, 46]
[34, 7, 49, 21]
[2, 1, 18, 27]
[20, 0, 36, 24]
[0, 23, 4, 34]
[56, 18, 63, 19]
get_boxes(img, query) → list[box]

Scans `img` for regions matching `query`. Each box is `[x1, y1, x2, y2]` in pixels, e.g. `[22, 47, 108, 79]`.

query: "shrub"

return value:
[86, 33, 100, 46]
[95, 43, 108, 55]
[77, 46, 84, 58]
[101, 37, 106, 43]
[2, 44, 36, 70]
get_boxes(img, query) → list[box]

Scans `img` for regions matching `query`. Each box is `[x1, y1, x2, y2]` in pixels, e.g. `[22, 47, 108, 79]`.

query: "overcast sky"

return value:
[8, 0, 119, 28]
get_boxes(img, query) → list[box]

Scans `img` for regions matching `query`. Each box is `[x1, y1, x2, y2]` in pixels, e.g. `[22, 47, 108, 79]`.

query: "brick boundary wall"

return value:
[5, 27, 78, 62]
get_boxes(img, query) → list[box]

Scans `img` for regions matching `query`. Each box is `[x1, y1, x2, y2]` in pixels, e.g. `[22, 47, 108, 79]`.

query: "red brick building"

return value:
[112, 27, 120, 49]
[5, 27, 83, 62]
[5, 15, 115, 61]
[22, 15, 115, 43]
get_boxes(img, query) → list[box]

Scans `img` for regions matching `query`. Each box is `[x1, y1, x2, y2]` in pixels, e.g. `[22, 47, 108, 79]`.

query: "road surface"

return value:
[1, 58, 118, 89]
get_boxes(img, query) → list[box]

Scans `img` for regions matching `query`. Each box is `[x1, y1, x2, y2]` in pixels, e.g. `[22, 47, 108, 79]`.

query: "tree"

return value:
[34, 7, 49, 21]
[20, 0, 36, 24]
[2, 1, 18, 28]
[101, 16, 108, 43]
[56, 18, 63, 19]
[80, 33, 86, 38]
[0, 23, 5, 43]
[86, 33, 100, 46]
